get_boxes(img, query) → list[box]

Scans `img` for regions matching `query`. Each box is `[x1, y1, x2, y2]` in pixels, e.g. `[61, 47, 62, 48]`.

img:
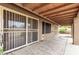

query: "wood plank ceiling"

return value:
[15, 3, 79, 25]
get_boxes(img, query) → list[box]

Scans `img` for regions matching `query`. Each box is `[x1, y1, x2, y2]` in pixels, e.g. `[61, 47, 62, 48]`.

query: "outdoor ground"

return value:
[2, 34, 79, 55]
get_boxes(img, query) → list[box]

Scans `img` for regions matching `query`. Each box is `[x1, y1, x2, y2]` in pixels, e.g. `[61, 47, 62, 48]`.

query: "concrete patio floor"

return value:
[6, 34, 67, 55]
[64, 36, 79, 55]
[65, 44, 79, 55]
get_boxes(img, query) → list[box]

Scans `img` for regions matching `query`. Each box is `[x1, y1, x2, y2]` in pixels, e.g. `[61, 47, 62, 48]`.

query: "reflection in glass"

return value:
[32, 32, 38, 42]
[14, 21, 25, 28]
[28, 18, 32, 29]
[28, 32, 32, 43]
[8, 20, 25, 28]
[32, 19, 38, 29]
[14, 32, 26, 48]
[28, 18, 38, 29]
[8, 20, 14, 28]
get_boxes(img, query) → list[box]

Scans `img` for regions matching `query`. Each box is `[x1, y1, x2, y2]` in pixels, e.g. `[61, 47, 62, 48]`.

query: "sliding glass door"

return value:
[2, 9, 39, 51]
[3, 10, 26, 51]
[28, 18, 38, 43]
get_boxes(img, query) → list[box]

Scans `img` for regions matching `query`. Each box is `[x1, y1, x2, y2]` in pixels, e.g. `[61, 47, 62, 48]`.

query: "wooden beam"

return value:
[56, 18, 73, 20]
[49, 14, 75, 18]
[57, 20, 73, 23]
[49, 14, 75, 19]
[54, 20, 72, 23]
[58, 22, 72, 25]
[46, 8, 78, 17]
[23, 3, 43, 10]
[34, 3, 65, 13]
[51, 16, 73, 20]
[42, 4, 78, 16]
[39, 3, 70, 14]
[51, 18, 73, 25]
[32, 3, 49, 11]
[50, 16, 74, 22]
[54, 19, 73, 24]
[44, 7, 78, 17]
[52, 17, 74, 22]
[47, 12, 76, 18]
[55, 21, 73, 24]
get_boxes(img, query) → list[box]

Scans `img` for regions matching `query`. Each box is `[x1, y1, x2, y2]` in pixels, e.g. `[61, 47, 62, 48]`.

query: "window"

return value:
[42, 22, 51, 34]
[46, 23, 51, 33]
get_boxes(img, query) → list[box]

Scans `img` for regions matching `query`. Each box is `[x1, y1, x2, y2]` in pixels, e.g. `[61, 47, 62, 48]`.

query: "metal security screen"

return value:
[3, 10, 26, 51]
[28, 18, 38, 43]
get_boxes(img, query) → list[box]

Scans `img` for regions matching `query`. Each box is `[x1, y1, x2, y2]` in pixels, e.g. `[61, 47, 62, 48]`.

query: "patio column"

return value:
[71, 23, 74, 44]
[73, 11, 79, 45]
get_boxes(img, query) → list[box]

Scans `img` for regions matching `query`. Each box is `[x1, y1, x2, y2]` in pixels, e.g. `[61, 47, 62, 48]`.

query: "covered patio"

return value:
[0, 3, 79, 55]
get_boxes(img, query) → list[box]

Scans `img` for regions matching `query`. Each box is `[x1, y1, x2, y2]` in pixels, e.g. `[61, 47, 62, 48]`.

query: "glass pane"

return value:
[28, 32, 32, 43]
[13, 14, 26, 29]
[3, 10, 7, 28]
[9, 32, 14, 49]
[13, 21, 25, 28]
[3, 33, 8, 51]
[28, 18, 32, 29]
[46, 23, 51, 33]
[3, 32, 14, 51]
[8, 20, 14, 28]
[32, 32, 38, 42]
[14, 32, 26, 48]
[32, 19, 38, 29]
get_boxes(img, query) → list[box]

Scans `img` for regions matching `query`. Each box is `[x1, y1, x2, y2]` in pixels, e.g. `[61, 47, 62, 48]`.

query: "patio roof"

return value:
[14, 3, 79, 25]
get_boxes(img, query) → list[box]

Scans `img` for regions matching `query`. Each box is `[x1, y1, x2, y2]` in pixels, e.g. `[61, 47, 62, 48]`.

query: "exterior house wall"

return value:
[73, 11, 79, 45]
[43, 24, 58, 41]
[0, 4, 58, 52]
[39, 19, 58, 41]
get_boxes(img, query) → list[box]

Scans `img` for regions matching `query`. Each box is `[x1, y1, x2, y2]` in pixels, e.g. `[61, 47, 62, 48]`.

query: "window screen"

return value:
[42, 22, 51, 34]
